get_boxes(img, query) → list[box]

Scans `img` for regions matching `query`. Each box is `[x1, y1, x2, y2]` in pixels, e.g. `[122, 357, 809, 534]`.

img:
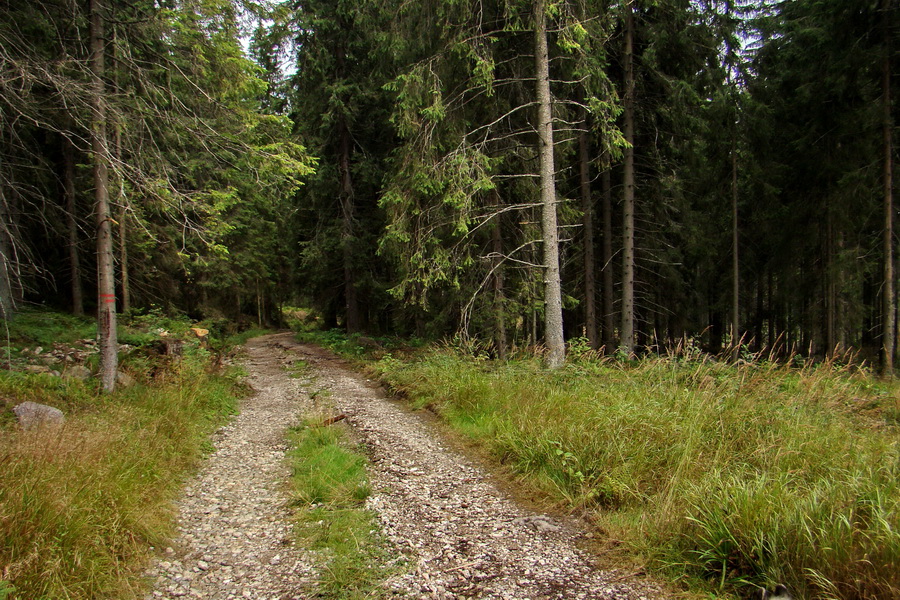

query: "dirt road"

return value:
[146, 332, 664, 600]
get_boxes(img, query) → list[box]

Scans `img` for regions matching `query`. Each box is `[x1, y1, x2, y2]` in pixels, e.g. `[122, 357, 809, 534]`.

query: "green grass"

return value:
[287, 416, 400, 599]
[0, 310, 245, 599]
[371, 350, 900, 599]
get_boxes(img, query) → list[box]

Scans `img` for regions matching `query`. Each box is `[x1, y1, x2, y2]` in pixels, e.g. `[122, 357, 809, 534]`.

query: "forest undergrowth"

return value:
[307, 329, 900, 600]
[0, 309, 259, 599]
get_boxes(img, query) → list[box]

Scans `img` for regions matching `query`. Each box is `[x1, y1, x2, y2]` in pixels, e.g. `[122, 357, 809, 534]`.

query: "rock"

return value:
[116, 370, 137, 387]
[13, 401, 65, 430]
[64, 365, 92, 380]
[24, 364, 52, 374]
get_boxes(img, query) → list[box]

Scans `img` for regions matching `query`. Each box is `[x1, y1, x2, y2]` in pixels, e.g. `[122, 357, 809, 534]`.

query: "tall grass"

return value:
[0, 351, 241, 598]
[372, 351, 900, 599]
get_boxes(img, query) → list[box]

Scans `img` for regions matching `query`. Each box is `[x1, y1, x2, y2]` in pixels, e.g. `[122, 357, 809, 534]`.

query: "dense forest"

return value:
[1, 0, 897, 379]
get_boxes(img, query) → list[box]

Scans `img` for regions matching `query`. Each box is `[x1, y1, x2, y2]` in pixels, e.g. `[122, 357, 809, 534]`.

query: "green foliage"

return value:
[372, 350, 900, 598]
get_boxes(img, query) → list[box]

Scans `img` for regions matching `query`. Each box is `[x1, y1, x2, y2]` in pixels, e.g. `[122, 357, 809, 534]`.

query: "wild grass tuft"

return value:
[372, 351, 900, 599]
[287, 416, 399, 599]
[0, 327, 242, 599]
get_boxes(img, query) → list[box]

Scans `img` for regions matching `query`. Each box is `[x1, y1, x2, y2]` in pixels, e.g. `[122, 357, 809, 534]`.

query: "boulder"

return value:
[63, 365, 92, 380]
[13, 401, 65, 430]
[116, 370, 137, 387]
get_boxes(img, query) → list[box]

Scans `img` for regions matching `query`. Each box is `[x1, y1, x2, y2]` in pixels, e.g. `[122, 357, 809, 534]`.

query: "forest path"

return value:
[147, 332, 665, 600]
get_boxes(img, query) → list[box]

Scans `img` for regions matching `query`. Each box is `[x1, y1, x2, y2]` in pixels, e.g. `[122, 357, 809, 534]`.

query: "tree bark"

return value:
[620, 1, 636, 355]
[882, 0, 894, 374]
[90, 0, 117, 392]
[492, 212, 507, 360]
[534, 0, 565, 368]
[730, 124, 740, 360]
[601, 163, 615, 351]
[338, 116, 360, 333]
[63, 136, 84, 316]
[579, 111, 598, 349]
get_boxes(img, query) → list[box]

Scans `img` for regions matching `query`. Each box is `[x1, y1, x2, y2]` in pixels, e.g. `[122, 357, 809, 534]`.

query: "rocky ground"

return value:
[145, 332, 666, 599]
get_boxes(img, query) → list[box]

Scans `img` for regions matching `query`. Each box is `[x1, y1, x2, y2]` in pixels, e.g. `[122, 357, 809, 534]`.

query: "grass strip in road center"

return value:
[286, 413, 400, 599]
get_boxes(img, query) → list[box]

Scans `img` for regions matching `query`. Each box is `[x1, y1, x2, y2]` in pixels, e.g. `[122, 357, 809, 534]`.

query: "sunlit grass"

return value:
[287, 415, 400, 599]
[0, 330, 242, 598]
[372, 350, 900, 599]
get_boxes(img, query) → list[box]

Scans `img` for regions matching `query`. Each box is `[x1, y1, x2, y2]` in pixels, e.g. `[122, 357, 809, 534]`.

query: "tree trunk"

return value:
[601, 163, 615, 351]
[620, 1, 636, 355]
[730, 126, 740, 360]
[338, 114, 360, 333]
[882, 0, 894, 375]
[579, 110, 598, 349]
[112, 31, 129, 315]
[90, 0, 117, 392]
[63, 135, 84, 316]
[534, 0, 565, 368]
[492, 214, 507, 360]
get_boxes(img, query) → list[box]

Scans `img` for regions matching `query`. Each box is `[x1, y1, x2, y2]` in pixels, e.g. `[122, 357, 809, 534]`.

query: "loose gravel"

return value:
[146, 332, 667, 600]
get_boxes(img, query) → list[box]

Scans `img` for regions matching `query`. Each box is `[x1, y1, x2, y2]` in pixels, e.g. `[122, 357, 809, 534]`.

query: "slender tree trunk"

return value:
[534, 0, 565, 368]
[620, 1, 636, 355]
[90, 0, 117, 392]
[338, 114, 360, 333]
[579, 111, 598, 348]
[601, 164, 615, 351]
[63, 136, 84, 316]
[492, 214, 507, 360]
[883, 0, 894, 375]
[112, 30, 129, 315]
[730, 126, 740, 360]
[825, 203, 836, 356]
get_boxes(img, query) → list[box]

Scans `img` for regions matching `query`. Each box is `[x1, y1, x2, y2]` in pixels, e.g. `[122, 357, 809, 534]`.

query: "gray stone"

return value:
[117, 370, 137, 387]
[24, 364, 52, 374]
[63, 365, 92, 380]
[13, 401, 65, 430]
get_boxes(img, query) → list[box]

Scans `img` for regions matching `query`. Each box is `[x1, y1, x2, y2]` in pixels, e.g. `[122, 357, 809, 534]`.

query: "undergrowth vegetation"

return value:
[369, 347, 900, 599]
[0, 308, 252, 599]
[287, 412, 399, 599]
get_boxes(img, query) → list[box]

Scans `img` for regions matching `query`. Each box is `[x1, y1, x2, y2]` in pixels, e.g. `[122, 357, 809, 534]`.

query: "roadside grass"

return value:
[287, 413, 399, 599]
[0, 310, 245, 599]
[370, 349, 900, 599]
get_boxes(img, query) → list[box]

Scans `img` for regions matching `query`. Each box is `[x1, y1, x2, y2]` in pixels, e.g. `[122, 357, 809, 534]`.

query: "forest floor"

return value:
[145, 332, 667, 600]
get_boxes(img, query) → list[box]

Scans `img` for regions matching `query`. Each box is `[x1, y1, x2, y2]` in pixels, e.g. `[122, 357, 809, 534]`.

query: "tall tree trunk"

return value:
[579, 110, 597, 348]
[338, 115, 360, 333]
[825, 203, 836, 356]
[601, 164, 615, 351]
[534, 0, 565, 368]
[730, 125, 740, 360]
[63, 135, 84, 316]
[492, 213, 507, 360]
[0, 180, 14, 322]
[90, 0, 117, 392]
[112, 29, 129, 315]
[882, 0, 894, 375]
[620, 1, 636, 355]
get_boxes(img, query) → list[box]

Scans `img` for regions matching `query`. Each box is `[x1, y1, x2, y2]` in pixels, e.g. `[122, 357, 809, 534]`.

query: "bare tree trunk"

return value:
[601, 164, 615, 351]
[534, 0, 565, 368]
[338, 114, 360, 333]
[730, 127, 740, 360]
[883, 0, 894, 375]
[492, 214, 507, 360]
[63, 136, 84, 316]
[112, 30, 129, 315]
[620, 1, 636, 355]
[90, 0, 117, 392]
[579, 111, 598, 349]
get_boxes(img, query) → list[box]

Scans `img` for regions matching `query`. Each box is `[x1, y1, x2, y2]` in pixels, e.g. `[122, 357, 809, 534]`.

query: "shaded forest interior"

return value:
[1, 0, 898, 372]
